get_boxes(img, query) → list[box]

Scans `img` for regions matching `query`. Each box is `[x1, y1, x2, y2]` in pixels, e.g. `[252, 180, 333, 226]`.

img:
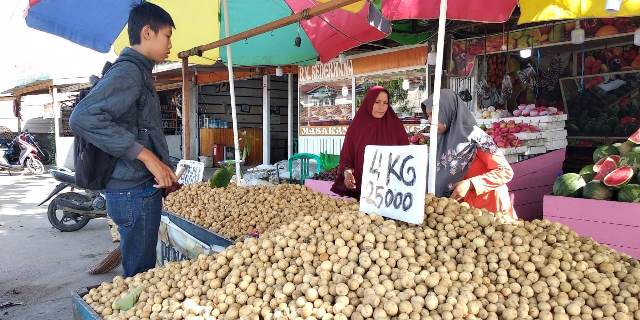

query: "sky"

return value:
[0, 0, 116, 92]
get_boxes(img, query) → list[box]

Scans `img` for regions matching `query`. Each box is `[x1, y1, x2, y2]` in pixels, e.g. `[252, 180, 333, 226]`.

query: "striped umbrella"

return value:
[26, 0, 391, 66]
[518, 0, 640, 24]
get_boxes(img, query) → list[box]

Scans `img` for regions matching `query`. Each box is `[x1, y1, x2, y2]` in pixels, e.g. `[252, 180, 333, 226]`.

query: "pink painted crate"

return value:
[543, 195, 640, 259]
[510, 149, 565, 178]
[506, 149, 566, 221]
[304, 179, 352, 200]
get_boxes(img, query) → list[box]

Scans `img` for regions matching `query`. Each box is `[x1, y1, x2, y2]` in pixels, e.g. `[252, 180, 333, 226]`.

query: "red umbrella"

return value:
[381, 0, 517, 23]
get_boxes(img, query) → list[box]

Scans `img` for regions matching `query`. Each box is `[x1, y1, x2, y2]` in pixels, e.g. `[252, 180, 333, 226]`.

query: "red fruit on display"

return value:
[592, 157, 618, 181]
[603, 166, 635, 187]
[628, 127, 640, 144]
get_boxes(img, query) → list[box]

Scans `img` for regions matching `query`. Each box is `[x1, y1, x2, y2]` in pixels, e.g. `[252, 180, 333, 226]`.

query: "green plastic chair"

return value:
[288, 153, 323, 184]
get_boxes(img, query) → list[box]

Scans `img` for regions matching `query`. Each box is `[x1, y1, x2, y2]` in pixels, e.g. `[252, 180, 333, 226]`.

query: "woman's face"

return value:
[371, 92, 389, 119]
[425, 110, 448, 134]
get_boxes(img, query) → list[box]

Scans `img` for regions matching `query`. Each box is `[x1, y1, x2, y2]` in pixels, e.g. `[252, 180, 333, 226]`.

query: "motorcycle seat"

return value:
[51, 169, 76, 185]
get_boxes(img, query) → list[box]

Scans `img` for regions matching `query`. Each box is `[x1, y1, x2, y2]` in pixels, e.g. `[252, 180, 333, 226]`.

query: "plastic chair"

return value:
[288, 153, 323, 184]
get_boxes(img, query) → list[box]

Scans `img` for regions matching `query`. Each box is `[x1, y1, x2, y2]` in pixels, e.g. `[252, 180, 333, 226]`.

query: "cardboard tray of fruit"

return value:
[514, 132, 544, 140]
[500, 146, 528, 155]
[523, 139, 546, 147]
[545, 140, 569, 150]
[525, 146, 548, 155]
[543, 129, 568, 141]
[504, 154, 520, 164]
[476, 114, 567, 127]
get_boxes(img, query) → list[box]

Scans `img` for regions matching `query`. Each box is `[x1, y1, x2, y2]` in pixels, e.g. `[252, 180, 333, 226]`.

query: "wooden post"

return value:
[15, 97, 21, 133]
[51, 87, 60, 167]
[181, 57, 191, 160]
[263, 75, 271, 165]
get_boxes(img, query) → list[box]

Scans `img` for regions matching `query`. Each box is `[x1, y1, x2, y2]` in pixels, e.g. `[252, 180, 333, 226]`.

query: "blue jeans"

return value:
[105, 180, 162, 277]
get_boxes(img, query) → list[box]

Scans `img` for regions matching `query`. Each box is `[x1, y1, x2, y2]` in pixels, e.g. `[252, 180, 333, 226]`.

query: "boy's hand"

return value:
[137, 148, 177, 188]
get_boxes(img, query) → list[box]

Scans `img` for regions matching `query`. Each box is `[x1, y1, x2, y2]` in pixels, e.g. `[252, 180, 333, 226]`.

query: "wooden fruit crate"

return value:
[507, 149, 566, 221]
[543, 195, 640, 259]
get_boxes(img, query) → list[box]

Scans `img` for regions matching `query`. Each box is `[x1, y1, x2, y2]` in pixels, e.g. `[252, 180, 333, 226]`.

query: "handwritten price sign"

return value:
[359, 145, 428, 224]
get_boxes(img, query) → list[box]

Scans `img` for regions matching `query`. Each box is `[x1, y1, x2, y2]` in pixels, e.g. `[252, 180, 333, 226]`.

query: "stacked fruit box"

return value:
[477, 114, 568, 162]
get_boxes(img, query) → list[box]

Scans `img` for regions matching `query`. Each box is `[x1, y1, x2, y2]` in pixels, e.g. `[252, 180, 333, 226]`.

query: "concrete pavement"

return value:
[0, 170, 121, 320]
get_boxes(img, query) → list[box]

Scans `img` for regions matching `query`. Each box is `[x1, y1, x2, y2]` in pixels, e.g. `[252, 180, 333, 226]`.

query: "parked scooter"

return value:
[21, 131, 51, 164]
[0, 131, 44, 175]
[40, 158, 183, 232]
[38, 168, 106, 232]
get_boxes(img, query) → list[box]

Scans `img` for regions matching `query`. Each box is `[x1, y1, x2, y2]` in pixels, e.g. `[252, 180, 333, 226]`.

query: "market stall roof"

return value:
[151, 62, 299, 91]
[1, 78, 91, 97]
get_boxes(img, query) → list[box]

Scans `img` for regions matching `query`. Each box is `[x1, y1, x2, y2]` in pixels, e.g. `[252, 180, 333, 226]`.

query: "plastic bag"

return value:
[112, 286, 143, 311]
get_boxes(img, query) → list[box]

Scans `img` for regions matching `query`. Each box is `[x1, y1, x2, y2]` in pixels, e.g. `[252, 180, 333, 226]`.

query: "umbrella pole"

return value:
[222, 0, 242, 184]
[181, 57, 191, 160]
[427, 0, 448, 195]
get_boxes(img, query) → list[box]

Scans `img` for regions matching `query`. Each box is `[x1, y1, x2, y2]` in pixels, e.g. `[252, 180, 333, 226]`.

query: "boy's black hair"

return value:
[128, 2, 175, 46]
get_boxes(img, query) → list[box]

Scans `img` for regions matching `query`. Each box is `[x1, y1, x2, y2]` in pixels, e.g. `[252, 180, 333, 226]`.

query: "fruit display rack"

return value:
[477, 115, 568, 163]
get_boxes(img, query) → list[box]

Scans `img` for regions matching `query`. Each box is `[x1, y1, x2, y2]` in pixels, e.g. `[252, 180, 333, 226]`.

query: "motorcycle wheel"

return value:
[38, 148, 52, 165]
[26, 157, 44, 175]
[47, 192, 91, 232]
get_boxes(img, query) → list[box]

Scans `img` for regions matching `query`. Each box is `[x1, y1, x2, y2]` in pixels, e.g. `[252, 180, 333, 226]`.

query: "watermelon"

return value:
[617, 184, 640, 202]
[582, 181, 613, 200]
[628, 127, 640, 144]
[593, 155, 621, 172]
[615, 141, 635, 156]
[603, 166, 635, 187]
[593, 157, 618, 181]
[553, 173, 586, 197]
[579, 165, 596, 182]
[619, 152, 640, 171]
[592, 145, 619, 162]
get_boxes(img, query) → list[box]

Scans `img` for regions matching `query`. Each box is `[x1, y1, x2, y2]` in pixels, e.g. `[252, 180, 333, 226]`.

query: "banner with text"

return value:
[359, 145, 428, 224]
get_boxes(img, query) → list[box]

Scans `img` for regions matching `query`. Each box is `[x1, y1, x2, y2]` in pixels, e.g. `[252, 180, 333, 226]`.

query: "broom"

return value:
[88, 247, 122, 275]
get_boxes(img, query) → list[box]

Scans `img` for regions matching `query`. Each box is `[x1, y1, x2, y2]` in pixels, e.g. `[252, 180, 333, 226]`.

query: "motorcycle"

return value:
[40, 158, 184, 232]
[4, 131, 51, 165]
[38, 168, 106, 232]
[0, 131, 45, 175]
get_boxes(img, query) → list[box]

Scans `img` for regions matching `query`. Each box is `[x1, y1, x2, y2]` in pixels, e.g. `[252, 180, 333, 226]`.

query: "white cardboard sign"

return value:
[359, 145, 428, 224]
[177, 160, 205, 185]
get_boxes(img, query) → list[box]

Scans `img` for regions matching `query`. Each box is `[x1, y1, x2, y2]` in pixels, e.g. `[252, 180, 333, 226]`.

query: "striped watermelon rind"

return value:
[617, 184, 640, 202]
[628, 128, 640, 145]
[603, 166, 634, 187]
[593, 157, 618, 181]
